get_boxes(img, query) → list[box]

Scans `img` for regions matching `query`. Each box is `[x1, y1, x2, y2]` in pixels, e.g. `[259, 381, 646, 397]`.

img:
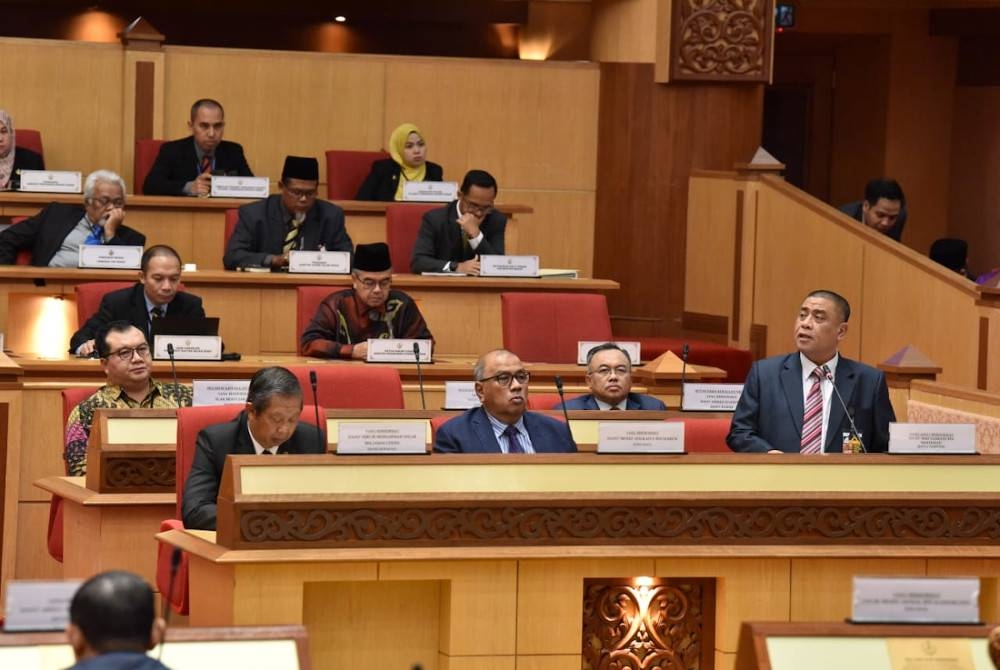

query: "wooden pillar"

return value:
[119, 17, 166, 193]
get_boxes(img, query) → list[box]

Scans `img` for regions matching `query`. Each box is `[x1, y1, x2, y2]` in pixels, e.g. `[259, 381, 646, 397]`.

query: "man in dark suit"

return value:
[182, 366, 326, 530]
[558, 343, 667, 411]
[0, 169, 145, 266]
[410, 169, 506, 274]
[142, 98, 253, 196]
[838, 178, 907, 242]
[223, 155, 352, 270]
[70, 245, 206, 356]
[435, 349, 577, 453]
[727, 289, 895, 454]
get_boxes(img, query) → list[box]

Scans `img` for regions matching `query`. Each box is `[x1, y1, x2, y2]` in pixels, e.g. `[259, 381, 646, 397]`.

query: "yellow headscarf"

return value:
[389, 122, 428, 201]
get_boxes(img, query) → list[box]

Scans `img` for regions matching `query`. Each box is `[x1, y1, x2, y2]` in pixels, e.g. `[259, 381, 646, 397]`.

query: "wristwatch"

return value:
[447, 261, 458, 272]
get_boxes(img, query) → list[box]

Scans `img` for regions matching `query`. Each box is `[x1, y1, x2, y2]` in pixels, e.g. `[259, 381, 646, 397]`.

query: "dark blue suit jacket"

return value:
[558, 393, 666, 411]
[434, 407, 576, 453]
[727, 353, 895, 453]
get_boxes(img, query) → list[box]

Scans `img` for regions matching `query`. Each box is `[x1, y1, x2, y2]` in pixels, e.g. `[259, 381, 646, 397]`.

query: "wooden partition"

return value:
[685, 171, 998, 391]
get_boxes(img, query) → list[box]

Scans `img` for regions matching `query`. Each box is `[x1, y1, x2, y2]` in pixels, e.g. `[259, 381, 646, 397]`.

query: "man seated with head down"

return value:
[435, 349, 577, 454]
[182, 366, 326, 530]
[65, 321, 192, 477]
[300, 242, 433, 360]
[557, 343, 666, 410]
[727, 289, 895, 454]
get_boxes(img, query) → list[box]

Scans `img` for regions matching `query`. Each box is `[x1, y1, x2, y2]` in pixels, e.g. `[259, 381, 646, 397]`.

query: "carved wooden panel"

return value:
[583, 578, 715, 670]
[669, 0, 774, 82]
[100, 455, 175, 493]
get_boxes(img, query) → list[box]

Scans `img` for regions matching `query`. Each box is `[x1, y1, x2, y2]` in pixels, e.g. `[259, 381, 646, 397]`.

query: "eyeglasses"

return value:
[359, 278, 392, 291]
[284, 187, 317, 200]
[89, 197, 125, 208]
[107, 344, 151, 361]
[589, 365, 630, 378]
[462, 197, 494, 215]
[479, 370, 530, 387]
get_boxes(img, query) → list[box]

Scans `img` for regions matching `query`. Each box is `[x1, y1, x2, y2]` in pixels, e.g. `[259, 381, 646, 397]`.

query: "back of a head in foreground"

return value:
[69, 570, 156, 655]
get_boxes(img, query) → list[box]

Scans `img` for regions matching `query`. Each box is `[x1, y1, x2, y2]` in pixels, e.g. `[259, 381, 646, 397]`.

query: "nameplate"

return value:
[367, 339, 432, 363]
[210, 175, 270, 199]
[193, 379, 251, 406]
[886, 638, 975, 670]
[444, 381, 480, 409]
[337, 422, 427, 454]
[888, 423, 976, 455]
[153, 335, 222, 361]
[577, 341, 641, 365]
[597, 421, 684, 454]
[4, 580, 82, 632]
[852, 576, 980, 624]
[17, 169, 81, 193]
[479, 254, 539, 277]
[682, 383, 744, 411]
[402, 180, 458, 202]
[78, 244, 143, 269]
[288, 250, 350, 274]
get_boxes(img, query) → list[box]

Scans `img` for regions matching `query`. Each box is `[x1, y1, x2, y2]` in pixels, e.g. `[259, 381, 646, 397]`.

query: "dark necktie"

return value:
[502, 425, 524, 454]
[283, 217, 301, 253]
[801, 368, 824, 453]
[150, 306, 164, 319]
[200, 154, 212, 174]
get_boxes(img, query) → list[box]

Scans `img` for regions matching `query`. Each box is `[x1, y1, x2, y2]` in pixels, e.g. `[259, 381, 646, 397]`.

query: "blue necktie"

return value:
[502, 425, 524, 454]
[83, 222, 103, 246]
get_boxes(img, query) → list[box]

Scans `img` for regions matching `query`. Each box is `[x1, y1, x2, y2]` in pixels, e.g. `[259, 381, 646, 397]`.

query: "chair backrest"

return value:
[74, 282, 135, 328]
[386, 203, 438, 273]
[288, 366, 404, 409]
[296, 286, 336, 349]
[501, 293, 613, 364]
[17, 128, 43, 158]
[430, 415, 453, 443]
[223, 208, 239, 252]
[325, 149, 389, 199]
[10, 216, 32, 265]
[668, 417, 732, 453]
[135, 139, 166, 194]
[527, 392, 584, 410]
[174, 404, 244, 517]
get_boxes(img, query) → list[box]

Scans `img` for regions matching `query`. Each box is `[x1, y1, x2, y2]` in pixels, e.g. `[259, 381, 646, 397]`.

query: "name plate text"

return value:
[445, 381, 480, 409]
[402, 181, 458, 201]
[577, 340, 641, 365]
[337, 422, 427, 454]
[367, 338, 432, 363]
[288, 250, 350, 274]
[153, 335, 222, 361]
[889, 423, 976, 454]
[852, 576, 980, 624]
[18, 169, 81, 193]
[210, 175, 270, 199]
[4, 580, 82, 632]
[597, 421, 685, 454]
[193, 379, 251, 406]
[682, 383, 744, 411]
[78, 244, 143, 269]
[479, 254, 539, 277]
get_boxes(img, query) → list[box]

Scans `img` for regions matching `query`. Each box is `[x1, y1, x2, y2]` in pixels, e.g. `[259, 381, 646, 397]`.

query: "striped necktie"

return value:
[800, 368, 824, 453]
[283, 217, 302, 253]
[502, 425, 524, 454]
[200, 154, 212, 174]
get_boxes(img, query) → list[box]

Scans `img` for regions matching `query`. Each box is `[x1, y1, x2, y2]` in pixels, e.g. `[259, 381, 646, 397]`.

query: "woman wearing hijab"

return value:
[355, 122, 443, 201]
[0, 110, 45, 191]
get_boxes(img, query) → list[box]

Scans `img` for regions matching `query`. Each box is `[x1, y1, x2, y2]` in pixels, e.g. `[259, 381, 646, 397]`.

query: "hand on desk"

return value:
[76, 339, 96, 357]
[191, 167, 213, 197]
[456, 258, 480, 276]
[270, 252, 290, 270]
[351, 342, 369, 360]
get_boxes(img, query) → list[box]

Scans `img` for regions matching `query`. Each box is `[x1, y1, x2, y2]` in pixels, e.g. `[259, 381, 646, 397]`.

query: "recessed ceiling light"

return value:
[334, 16, 347, 23]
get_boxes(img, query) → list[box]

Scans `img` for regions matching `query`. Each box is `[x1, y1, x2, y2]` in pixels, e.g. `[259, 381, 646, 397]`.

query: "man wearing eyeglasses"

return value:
[434, 349, 577, 453]
[557, 343, 666, 411]
[301, 242, 432, 360]
[223, 155, 352, 271]
[64, 321, 192, 476]
[0, 169, 145, 267]
[410, 169, 506, 275]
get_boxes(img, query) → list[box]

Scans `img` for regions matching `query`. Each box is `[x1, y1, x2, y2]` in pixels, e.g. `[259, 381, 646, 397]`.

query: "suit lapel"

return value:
[584, 395, 600, 410]
[128, 284, 151, 340]
[472, 408, 501, 453]
[625, 394, 640, 410]
[233, 413, 258, 455]
[824, 358, 858, 452]
[780, 354, 805, 437]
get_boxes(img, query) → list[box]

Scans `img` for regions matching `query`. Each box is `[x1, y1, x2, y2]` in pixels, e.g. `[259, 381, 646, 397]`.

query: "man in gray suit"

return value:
[558, 343, 666, 410]
[727, 289, 895, 453]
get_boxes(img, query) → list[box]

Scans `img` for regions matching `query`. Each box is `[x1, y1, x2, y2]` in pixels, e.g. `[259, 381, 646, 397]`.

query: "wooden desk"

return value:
[0, 267, 618, 356]
[159, 454, 1000, 670]
[0, 192, 532, 271]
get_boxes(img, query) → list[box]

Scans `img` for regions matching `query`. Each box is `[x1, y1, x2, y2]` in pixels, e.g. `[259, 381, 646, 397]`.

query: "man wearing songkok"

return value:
[435, 349, 577, 454]
[182, 366, 325, 530]
[70, 245, 206, 356]
[223, 155, 352, 270]
[65, 322, 192, 476]
[301, 242, 433, 360]
[0, 169, 145, 266]
[410, 169, 506, 275]
[143, 98, 252, 196]
[557, 343, 666, 410]
[727, 289, 894, 454]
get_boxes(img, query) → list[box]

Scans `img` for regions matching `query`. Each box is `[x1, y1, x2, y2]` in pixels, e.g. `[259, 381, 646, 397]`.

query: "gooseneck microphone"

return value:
[554, 376, 577, 450]
[166, 343, 181, 399]
[678, 343, 690, 410]
[821, 364, 866, 453]
[413, 342, 426, 410]
[158, 547, 182, 661]
[309, 370, 324, 453]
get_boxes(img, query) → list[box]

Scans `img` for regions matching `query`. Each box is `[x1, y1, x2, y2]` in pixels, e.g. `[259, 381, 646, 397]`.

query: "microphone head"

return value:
[166, 343, 174, 355]
[309, 370, 317, 385]
[413, 342, 420, 354]
[554, 375, 564, 392]
[821, 364, 834, 381]
[682, 343, 689, 357]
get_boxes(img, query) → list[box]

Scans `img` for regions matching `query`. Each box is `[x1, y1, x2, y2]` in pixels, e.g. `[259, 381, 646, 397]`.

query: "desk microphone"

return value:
[166, 343, 181, 399]
[553, 376, 577, 450]
[309, 370, 324, 452]
[158, 547, 182, 661]
[679, 343, 690, 410]
[413, 342, 426, 410]
[821, 364, 866, 453]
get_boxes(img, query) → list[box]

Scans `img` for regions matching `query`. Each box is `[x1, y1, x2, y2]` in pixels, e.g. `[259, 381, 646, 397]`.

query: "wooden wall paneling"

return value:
[514, 656, 579, 670]
[199, 286, 264, 356]
[439, 655, 516, 670]
[122, 49, 166, 191]
[501, 190, 595, 275]
[789, 558, 927, 621]
[256, 286, 296, 354]
[521, 1, 593, 61]
[927, 558, 1000, 622]
[684, 174, 740, 332]
[409, 289, 504, 357]
[590, 0, 659, 64]
[909, 382, 1000, 419]
[19, 387, 64, 502]
[0, 38, 124, 177]
[162, 47, 387, 187]
[594, 63, 762, 338]
[15, 503, 61, 581]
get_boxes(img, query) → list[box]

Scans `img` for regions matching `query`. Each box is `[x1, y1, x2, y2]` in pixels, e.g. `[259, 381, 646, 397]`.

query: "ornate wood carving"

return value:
[582, 578, 715, 670]
[101, 456, 175, 493]
[669, 0, 773, 82]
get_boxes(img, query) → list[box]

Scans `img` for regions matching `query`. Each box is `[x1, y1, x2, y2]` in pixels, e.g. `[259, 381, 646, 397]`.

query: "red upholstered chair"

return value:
[288, 365, 404, 409]
[386, 203, 437, 272]
[325, 149, 389, 200]
[223, 208, 239, 252]
[527, 392, 584, 410]
[157, 403, 327, 614]
[627, 336, 753, 383]
[16, 129, 43, 159]
[74, 282, 134, 328]
[296, 285, 336, 350]
[134, 139, 166, 194]
[430, 415, 454, 444]
[667, 417, 732, 453]
[48, 386, 101, 562]
[501, 293, 613, 364]
[9, 216, 32, 266]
